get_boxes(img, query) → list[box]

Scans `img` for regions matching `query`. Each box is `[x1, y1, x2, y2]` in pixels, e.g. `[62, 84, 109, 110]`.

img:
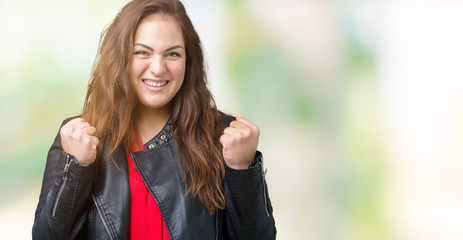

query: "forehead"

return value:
[134, 14, 184, 44]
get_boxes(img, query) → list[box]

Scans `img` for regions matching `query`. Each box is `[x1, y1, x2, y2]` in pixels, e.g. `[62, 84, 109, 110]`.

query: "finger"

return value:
[235, 114, 256, 127]
[89, 136, 100, 147]
[229, 120, 248, 130]
[228, 122, 254, 139]
[236, 116, 259, 135]
[223, 127, 242, 138]
[219, 134, 228, 147]
[234, 114, 257, 130]
[83, 126, 97, 136]
[83, 135, 100, 149]
[73, 121, 91, 130]
[66, 117, 84, 126]
[61, 118, 84, 136]
[236, 116, 257, 129]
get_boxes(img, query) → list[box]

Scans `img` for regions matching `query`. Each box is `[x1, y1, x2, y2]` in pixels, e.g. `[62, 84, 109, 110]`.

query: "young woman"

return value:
[32, 0, 276, 239]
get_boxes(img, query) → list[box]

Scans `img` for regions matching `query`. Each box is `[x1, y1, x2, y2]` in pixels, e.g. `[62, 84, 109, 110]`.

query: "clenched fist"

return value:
[220, 114, 260, 169]
[60, 118, 99, 166]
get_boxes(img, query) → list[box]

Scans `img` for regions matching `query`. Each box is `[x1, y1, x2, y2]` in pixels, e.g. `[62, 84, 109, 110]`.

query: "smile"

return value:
[143, 80, 168, 87]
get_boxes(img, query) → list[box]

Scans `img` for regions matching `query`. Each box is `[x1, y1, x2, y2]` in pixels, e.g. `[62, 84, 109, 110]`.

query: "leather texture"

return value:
[33, 114, 276, 240]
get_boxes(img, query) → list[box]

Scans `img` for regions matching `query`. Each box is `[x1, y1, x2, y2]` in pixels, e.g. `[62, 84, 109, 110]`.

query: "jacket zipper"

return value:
[260, 161, 270, 217]
[92, 194, 115, 240]
[52, 154, 71, 217]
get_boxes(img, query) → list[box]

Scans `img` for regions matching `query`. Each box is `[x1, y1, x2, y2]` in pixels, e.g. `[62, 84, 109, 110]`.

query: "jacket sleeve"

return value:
[32, 119, 95, 240]
[222, 151, 277, 240]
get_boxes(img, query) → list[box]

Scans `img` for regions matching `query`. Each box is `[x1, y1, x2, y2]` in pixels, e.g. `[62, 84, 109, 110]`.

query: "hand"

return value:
[220, 114, 260, 169]
[60, 118, 99, 166]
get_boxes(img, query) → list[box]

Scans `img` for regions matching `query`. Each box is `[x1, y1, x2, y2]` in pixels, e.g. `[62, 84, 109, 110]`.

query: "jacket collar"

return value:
[143, 118, 173, 150]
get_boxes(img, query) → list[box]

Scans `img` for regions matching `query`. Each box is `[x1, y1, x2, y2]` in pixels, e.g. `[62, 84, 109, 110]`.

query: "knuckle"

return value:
[234, 134, 242, 142]
[69, 125, 77, 134]
[75, 130, 83, 139]
[221, 135, 231, 144]
[93, 138, 100, 147]
[224, 128, 232, 135]
[225, 135, 235, 144]
[243, 128, 251, 138]
[60, 127, 67, 135]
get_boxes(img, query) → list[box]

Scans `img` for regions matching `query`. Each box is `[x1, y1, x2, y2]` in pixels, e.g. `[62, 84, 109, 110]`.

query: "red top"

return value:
[128, 136, 171, 240]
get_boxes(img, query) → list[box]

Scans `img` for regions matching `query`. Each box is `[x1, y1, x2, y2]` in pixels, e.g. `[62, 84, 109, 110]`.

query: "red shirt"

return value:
[128, 139, 170, 240]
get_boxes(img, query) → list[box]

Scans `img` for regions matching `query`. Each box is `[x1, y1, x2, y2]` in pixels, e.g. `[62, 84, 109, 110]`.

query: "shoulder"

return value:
[219, 111, 235, 128]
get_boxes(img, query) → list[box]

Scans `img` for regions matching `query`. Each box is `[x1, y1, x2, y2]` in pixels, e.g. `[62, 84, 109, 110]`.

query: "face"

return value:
[130, 14, 186, 113]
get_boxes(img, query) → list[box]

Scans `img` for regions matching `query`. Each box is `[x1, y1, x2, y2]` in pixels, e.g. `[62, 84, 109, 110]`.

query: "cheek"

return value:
[170, 61, 186, 81]
[129, 59, 145, 80]
[129, 60, 137, 81]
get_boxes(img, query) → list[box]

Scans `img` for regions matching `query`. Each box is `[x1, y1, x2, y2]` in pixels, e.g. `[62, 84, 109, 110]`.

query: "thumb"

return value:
[236, 113, 244, 121]
[84, 126, 97, 136]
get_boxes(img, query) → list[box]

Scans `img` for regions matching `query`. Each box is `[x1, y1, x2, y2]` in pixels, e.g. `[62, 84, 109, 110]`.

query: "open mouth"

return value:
[143, 80, 168, 87]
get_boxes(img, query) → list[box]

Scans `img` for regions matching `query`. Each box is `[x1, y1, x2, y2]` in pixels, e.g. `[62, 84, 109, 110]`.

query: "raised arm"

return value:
[220, 114, 277, 239]
[32, 118, 97, 239]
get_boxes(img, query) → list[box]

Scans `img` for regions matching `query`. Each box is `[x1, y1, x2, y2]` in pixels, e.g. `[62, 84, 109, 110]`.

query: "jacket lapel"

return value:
[93, 145, 130, 239]
[131, 140, 216, 240]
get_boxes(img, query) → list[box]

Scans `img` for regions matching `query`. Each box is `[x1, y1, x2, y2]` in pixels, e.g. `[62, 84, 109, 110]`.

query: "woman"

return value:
[32, 0, 276, 239]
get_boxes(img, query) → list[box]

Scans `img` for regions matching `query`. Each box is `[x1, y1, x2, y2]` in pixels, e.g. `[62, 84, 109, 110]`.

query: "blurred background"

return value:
[1, 0, 463, 239]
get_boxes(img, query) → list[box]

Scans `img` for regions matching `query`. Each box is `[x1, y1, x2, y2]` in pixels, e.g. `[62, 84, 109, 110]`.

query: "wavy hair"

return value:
[81, 0, 226, 214]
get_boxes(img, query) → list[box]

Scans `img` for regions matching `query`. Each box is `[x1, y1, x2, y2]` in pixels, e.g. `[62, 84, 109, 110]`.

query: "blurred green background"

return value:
[1, 0, 463, 239]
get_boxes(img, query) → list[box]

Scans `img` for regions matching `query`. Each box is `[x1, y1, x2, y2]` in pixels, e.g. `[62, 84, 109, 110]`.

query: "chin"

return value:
[139, 98, 172, 110]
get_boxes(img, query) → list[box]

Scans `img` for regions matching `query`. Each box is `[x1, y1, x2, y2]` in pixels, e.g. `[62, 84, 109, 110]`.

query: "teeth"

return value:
[144, 80, 167, 87]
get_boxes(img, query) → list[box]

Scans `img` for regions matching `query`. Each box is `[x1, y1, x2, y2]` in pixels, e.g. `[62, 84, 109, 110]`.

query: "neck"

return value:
[134, 104, 172, 144]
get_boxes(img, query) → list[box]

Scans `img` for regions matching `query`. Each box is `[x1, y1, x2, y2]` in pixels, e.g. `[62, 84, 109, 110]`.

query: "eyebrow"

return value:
[134, 43, 184, 52]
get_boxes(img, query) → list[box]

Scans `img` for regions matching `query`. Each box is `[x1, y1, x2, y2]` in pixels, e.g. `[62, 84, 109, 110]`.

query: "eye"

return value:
[134, 50, 149, 55]
[166, 52, 181, 57]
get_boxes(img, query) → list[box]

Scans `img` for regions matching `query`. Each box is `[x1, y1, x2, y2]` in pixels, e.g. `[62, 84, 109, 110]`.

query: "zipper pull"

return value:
[63, 154, 71, 180]
[52, 154, 72, 217]
[259, 155, 267, 181]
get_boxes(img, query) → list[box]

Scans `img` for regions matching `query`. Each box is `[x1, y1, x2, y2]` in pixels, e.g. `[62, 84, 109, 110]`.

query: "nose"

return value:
[149, 55, 166, 76]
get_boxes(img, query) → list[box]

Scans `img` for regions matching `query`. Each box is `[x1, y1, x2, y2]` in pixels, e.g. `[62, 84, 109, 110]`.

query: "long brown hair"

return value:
[82, 0, 226, 214]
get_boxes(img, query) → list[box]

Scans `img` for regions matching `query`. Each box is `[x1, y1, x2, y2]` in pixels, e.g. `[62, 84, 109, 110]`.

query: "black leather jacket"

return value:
[32, 115, 276, 239]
